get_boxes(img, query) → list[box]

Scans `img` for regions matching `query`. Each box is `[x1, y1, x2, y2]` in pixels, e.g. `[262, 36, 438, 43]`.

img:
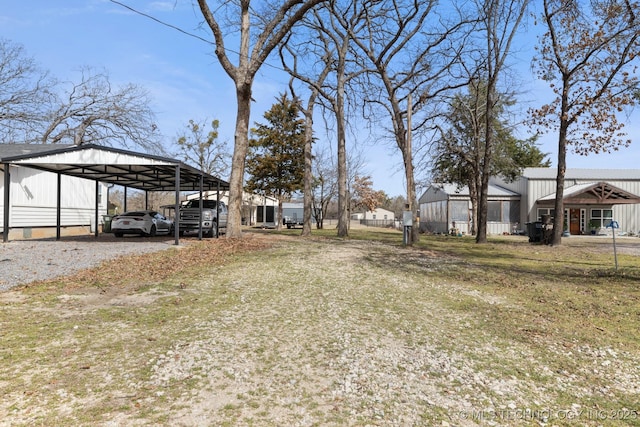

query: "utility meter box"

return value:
[403, 210, 413, 226]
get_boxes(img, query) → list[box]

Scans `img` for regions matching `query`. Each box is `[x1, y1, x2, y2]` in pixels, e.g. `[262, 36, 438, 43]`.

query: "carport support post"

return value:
[56, 173, 61, 240]
[94, 180, 99, 238]
[198, 174, 203, 240]
[216, 180, 220, 238]
[174, 165, 180, 246]
[3, 165, 10, 243]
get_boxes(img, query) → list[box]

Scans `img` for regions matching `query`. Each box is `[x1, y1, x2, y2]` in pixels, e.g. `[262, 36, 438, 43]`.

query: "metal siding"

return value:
[11, 167, 55, 206]
[438, 171, 640, 235]
[614, 204, 640, 234]
[526, 179, 555, 222]
[487, 222, 512, 235]
[0, 171, 3, 231]
[492, 176, 531, 229]
[419, 186, 449, 203]
[61, 174, 98, 207]
[1, 166, 107, 229]
[10, 206, 96, 227]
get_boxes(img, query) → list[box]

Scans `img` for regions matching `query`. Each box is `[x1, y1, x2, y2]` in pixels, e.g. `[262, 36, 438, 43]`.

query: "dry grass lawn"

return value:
[0, 230, 638, 426]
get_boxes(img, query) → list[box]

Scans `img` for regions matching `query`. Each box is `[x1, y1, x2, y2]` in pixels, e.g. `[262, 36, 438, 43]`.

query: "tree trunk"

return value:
[337, 118, 348, 237]
[476, 83, 495, 244]
[404, 94, 419, 244]
[301, 96, 315, 237]
[277, 192, 283, 231]
[336, 55, 348, 238]
[551, 80, 570, 246]
[226, 81, 253, 238]
[404, 145, 419, 244]
[552, 145, 566, 245]
[468, 176, 478, 236]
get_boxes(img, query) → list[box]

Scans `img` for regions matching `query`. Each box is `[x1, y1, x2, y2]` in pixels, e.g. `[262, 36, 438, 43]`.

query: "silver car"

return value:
[111, 210, 174, 237]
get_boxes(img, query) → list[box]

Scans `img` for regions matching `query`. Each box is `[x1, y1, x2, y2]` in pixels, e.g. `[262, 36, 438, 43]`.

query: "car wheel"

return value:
[148, 225, 157, 237]
[114, 232, 123, 238]
[169, 225, 175, 235]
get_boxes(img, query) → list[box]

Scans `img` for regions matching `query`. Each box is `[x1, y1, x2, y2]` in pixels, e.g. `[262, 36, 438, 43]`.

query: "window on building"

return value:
[487, 201, 502, 222]
[537, 208, 555, 220]
[590, 209, 613, 228]
[450, 201, 469, 221]
[486, 200, 520, 222]
[504, 201, 520, 223]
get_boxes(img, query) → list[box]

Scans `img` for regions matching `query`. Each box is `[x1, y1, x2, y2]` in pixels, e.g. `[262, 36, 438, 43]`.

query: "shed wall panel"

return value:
[1, 166, 107, 231]
[10, 206, 97, 227]
[10, 168, 103, 208]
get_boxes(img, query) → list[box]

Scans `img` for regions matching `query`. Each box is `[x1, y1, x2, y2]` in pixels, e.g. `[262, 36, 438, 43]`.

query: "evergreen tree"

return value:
[433, 82, 549, 234]
[245, 94, 306, 230]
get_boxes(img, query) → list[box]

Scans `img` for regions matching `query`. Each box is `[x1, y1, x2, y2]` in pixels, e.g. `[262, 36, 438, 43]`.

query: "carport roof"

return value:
[0, 143, 229, 192]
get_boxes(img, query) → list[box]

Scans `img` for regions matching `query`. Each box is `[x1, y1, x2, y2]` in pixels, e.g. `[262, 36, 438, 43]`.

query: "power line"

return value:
[107, 0, 287, 74]
[109, 0, 214, 46]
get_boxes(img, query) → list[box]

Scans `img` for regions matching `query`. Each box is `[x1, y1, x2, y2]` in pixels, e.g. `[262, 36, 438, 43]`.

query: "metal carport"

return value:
[1, 144, 229, 244]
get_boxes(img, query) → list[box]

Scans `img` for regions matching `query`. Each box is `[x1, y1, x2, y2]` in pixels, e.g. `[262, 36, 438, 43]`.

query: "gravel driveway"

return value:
[0, 235, 179, 291]
[2, 234, 639, 292]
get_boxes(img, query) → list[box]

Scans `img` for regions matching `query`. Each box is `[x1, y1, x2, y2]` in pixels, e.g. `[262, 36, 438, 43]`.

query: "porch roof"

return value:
[537, 182, 640, 205]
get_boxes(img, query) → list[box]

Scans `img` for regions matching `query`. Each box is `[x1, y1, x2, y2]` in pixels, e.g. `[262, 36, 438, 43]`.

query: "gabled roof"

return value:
[523, 167, 640, 180]
[0, 143, 229, 192]
[0, 143, 76, 157]
[537, 182, 640, 205]
[428, 183, 520, 197]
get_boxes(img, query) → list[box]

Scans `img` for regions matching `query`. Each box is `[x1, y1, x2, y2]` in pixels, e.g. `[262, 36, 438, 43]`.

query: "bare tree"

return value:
[175, 118, 230, 178]
[473, 0, 529, 243]
[0, 39, 55, 143]
[310, 145, 338, 229]
[298, 85, 322, 237]
[347, 0, 474, 244]
[196, 0, 326, 238]
[296, 2, 369, 237]
[280, 30, 332, 236]
[40, 67, 161, 152]
[531, 0, 640, 245]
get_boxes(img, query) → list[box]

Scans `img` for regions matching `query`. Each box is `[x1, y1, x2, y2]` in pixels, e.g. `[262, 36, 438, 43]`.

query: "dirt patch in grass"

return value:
[1, 231, 639, 426]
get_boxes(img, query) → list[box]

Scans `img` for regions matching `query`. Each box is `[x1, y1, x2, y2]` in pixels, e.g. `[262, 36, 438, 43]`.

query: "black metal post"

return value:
[56, 173, 61, 240]
[3, 165, 10, 243]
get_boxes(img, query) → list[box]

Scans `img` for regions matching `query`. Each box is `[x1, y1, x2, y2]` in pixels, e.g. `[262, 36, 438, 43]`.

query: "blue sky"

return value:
[3, 0, 640, 198]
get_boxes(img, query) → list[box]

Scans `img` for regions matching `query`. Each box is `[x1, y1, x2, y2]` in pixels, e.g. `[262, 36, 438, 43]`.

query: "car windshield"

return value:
[185, 200, 218, 209]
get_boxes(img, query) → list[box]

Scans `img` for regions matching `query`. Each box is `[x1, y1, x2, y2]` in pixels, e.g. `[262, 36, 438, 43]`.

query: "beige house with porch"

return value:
[419, 168, 640, 236]
[492, 168, 640, 236]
